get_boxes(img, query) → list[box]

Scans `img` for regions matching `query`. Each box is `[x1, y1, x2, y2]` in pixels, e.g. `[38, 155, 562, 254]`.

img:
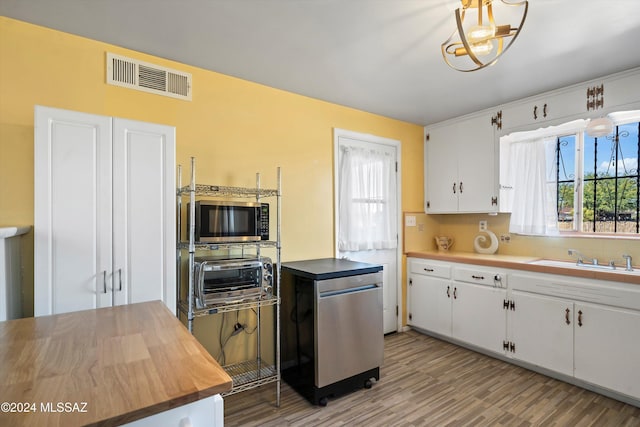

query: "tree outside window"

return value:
[556, 122, 640, 234]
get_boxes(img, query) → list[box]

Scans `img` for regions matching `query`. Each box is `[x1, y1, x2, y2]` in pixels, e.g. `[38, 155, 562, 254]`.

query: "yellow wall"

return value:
[0, 17, 424, 319]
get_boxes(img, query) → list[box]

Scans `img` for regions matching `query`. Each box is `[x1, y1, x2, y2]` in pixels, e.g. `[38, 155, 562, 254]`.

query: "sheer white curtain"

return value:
[338, 145, 397, 251]
[501, 119, 587, 235]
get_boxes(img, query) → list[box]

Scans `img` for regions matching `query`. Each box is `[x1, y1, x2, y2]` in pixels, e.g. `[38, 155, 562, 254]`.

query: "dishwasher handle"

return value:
[319, 284, 379, 298]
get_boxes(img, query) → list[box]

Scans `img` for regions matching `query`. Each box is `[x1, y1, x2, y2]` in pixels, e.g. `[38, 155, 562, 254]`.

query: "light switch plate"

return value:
[405, 215, 417, 227]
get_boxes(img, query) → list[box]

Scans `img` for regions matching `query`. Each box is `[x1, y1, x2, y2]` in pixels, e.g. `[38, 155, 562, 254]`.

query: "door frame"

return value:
[333, 128, 402, 333]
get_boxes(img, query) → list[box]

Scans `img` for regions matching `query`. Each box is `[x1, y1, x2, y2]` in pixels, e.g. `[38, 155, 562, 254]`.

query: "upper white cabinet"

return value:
[499, 85, 587, 133]
[34, 106, 176, 316]
[499, 67, 640, 134]
[424, 111, 500, 213]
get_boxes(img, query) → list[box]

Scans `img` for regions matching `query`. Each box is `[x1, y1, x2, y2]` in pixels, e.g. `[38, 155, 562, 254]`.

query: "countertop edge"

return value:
[406, 251, 640, 285]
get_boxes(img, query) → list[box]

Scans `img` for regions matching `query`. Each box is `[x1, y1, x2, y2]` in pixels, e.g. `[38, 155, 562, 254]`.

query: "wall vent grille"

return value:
[106, 53, 192, 101]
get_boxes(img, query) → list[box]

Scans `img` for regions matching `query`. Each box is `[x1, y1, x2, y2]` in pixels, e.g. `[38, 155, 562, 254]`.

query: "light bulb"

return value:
[470, 40, 493, 56]
[467, 24, 495, 43]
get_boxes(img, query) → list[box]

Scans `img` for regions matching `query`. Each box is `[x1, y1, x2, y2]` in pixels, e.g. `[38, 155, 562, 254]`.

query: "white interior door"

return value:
[334, 129, 401, 334]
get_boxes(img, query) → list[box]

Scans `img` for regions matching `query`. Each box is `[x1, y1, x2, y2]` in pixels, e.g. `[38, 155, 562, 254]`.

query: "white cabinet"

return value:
[34, 106, 176, 316]
[574, 302, 640, 399]
[122, 394, 224, 427]
[451, 281, 506, 354]
[424, 111, 499, 213]
[408, 257, 640, 404]
[507, 291, 574, 376]
[500, 85, 586, 133]
[407, 258, 506, 354]
[499, 67, 640, 134]
[508, 271, 640, 401]
[407, 259, 451, 335]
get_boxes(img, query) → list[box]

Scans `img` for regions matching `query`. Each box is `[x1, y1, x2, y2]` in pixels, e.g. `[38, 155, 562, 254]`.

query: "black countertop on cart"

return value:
[281, 258, 383, 281]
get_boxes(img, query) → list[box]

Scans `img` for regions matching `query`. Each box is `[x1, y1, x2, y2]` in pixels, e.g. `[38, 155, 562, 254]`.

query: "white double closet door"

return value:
[34, 106, 176, 316]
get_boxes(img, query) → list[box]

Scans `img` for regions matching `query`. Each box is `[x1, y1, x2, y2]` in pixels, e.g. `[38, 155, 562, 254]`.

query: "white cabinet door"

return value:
[424, 124, 458, 213]
[112, 119, 176, 311]
[408, 274, 452, 337]
[602, 70, 640, 110]
[574, 302, 640, 400]
[508, 291, 574, 377]
[122, 394, 224, 427]
[501, 86, 587, 134]
[34, 107, 113, 315]
[35, 107, 176, 316]
[451, 281, 506, 354]
[425, 112, 497, 213]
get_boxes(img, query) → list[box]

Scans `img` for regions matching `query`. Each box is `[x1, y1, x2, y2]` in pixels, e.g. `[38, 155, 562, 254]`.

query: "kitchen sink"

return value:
[528, 259, 639, 275]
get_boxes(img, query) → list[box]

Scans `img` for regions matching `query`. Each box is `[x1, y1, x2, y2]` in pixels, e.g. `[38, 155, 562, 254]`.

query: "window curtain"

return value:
[338, 145, 397, 251]
[501, 119, 587, 235]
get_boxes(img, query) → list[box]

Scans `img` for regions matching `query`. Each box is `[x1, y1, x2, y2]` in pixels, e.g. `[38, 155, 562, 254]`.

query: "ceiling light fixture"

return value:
[586, 117, 614, 137]
[441, 0, 528, 72]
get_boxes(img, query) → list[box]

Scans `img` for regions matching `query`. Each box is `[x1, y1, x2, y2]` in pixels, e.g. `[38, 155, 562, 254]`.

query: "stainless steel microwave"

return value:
[188, 200, 269, 243]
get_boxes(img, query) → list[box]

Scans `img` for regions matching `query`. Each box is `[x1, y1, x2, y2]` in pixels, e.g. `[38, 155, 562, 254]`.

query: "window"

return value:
[556, 120, 640, 234]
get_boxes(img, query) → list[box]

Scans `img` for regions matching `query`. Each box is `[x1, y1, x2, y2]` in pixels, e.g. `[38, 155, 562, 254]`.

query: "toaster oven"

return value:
[193, 256, 273, 308]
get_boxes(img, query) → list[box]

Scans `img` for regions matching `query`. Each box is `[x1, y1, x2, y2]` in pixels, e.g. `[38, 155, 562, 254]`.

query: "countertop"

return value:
[406, 251, 640, 285]
[282, 258, 383, 280]
[0, 301, 232, 427]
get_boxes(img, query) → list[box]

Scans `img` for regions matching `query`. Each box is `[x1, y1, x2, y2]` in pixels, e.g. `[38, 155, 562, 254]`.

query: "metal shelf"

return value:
[178, 296, 279, 317]
[177, 183, 278, 198]
[176, 157, 282, 407]
[177, 240, 279, 251]
[221, 360, 278, 397]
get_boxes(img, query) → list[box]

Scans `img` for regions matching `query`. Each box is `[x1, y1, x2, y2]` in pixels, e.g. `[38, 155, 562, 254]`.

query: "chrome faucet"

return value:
[568, 249, 596, 265]
[622, 254, 633, 271]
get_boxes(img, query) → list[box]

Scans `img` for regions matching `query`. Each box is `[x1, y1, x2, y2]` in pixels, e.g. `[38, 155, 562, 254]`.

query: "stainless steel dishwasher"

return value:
[281, 258, 383, 406]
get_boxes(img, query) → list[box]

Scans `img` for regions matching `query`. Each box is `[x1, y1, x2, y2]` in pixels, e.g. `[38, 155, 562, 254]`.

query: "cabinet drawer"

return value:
[410, 260, 451, 279]
[453, 267, 507, 288]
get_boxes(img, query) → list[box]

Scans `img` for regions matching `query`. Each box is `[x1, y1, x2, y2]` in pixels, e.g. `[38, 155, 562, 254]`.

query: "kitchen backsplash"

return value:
[404, 212, 640, 267]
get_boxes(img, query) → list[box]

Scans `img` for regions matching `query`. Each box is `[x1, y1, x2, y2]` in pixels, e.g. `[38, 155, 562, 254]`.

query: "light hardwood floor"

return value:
[224, 330, 640, 426]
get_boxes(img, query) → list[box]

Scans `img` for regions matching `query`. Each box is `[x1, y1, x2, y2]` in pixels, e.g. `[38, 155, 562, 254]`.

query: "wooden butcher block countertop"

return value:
[0, 301, 232, 427]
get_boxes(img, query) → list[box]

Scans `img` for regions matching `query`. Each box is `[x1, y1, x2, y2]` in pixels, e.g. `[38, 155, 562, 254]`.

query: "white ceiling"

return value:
[2, 0, 640, 125]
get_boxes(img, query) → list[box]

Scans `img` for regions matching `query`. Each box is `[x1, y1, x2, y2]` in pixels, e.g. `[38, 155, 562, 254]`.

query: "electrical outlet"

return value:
[500, 234, 511, 243]
[479, 220, 487, 231]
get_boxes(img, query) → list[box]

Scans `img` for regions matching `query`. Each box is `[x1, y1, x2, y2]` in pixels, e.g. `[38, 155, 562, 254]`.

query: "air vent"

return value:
[106, 53, 192, 101]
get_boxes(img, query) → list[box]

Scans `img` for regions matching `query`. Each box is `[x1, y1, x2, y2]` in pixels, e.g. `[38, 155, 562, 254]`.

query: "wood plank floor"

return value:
[224, 330, 640, 426]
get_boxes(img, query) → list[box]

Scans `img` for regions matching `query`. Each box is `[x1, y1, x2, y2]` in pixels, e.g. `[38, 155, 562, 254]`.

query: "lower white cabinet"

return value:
[507, 291, 574, 376]
[121, 394, 224, 427]
[452, 281, 506, 354]
[574, 302, 640, 399]
[407, 257, 640, 404]
[408, 273, 452, 336]
[407, 258, 506, 354]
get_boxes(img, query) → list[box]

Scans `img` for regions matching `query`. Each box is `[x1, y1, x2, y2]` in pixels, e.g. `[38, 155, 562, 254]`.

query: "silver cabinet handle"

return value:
[452, 182, 457, 194]
[118, 268, 123, 291]
[103, 270, 107, 294]
[459, 182, 463, 193]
